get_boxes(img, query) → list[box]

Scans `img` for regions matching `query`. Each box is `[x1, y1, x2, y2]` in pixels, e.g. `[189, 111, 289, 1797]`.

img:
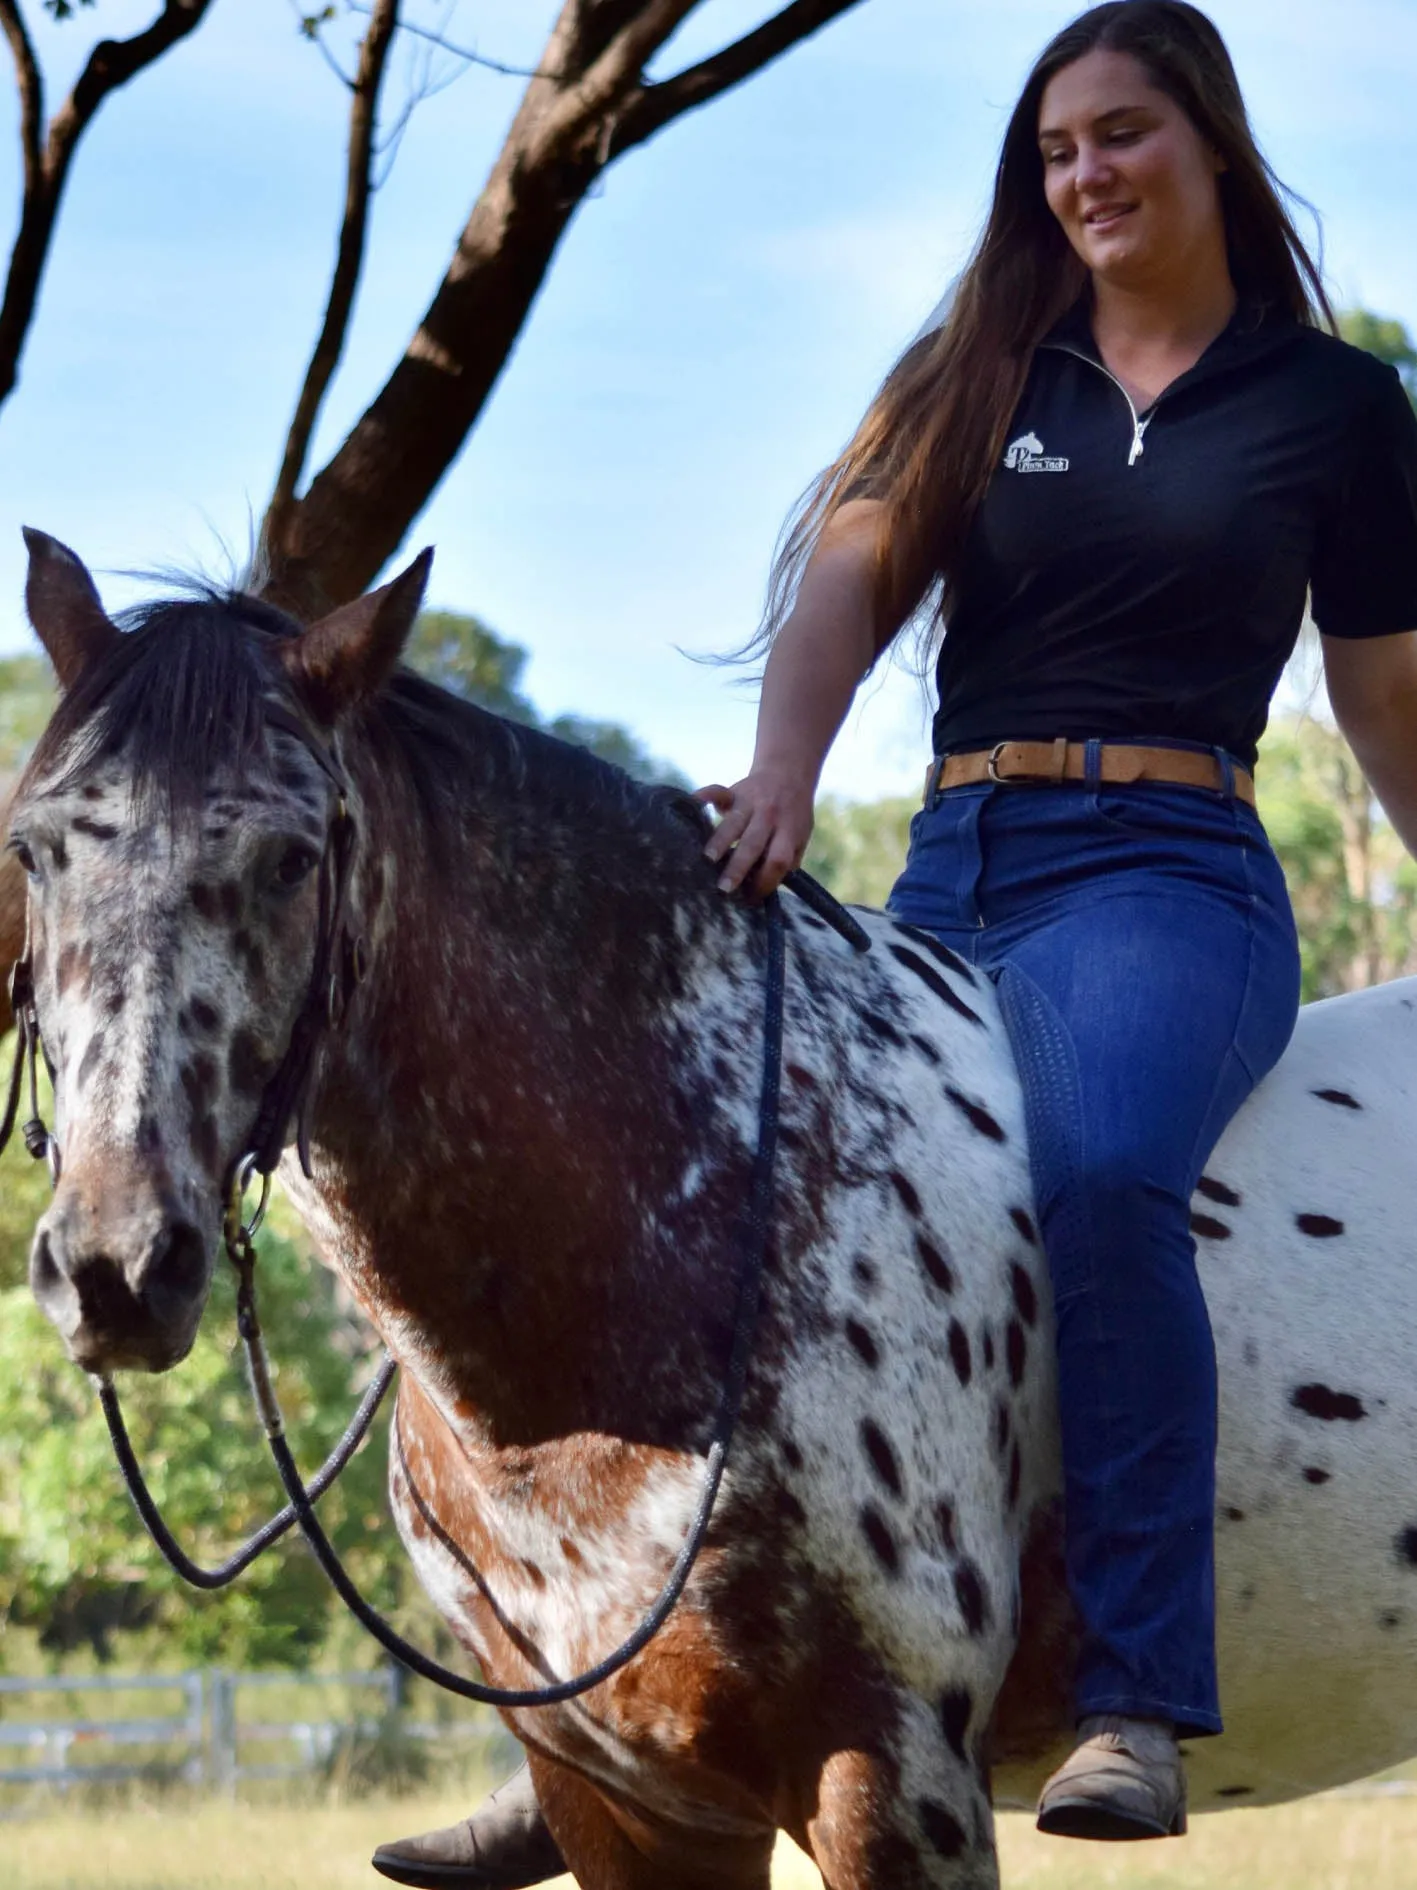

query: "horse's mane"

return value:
[24, 590, 715, 896]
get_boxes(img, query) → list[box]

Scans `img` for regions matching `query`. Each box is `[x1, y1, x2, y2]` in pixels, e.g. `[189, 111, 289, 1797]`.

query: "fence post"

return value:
[208, 1670, 237, 1798]
[185, 1670, 205, 1787]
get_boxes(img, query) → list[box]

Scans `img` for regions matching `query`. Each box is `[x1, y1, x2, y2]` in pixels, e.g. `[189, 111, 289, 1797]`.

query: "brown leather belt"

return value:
[925, 740, 1256, 808]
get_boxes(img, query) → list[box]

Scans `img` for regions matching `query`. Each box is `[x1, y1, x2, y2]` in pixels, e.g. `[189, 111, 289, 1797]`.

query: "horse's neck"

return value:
[293, 746, 754, 1448]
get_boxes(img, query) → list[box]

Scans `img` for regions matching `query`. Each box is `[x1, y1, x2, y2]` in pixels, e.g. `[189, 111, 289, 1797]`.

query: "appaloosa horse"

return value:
[13, 531, 1417, 1888]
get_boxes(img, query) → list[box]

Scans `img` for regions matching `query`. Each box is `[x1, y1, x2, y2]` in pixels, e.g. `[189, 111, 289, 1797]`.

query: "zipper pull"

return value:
[1128, 415, 1152, 466]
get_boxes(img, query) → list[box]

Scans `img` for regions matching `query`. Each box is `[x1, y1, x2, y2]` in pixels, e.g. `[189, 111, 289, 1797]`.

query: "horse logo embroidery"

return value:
[1004, 431, 1070, 472]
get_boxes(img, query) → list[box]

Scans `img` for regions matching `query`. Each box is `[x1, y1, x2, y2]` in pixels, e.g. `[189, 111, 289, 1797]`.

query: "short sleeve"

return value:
[1310, 364, 1417, 638]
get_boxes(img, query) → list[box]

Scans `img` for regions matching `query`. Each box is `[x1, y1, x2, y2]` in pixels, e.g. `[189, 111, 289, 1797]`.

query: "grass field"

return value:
[8, 1790, 1417, 1889]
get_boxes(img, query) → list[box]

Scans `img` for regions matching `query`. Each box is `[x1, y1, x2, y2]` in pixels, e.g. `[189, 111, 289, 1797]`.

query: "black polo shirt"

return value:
[932, 298, 1417, 770]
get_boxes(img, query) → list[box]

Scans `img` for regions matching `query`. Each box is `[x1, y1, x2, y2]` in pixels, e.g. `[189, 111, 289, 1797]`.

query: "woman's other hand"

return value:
[694, 773, 815, 899]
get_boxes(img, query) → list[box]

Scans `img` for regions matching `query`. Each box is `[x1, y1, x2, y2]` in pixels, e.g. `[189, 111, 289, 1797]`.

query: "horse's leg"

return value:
[799, 1732, 998, 1890]
[528, 1750, 775, 1890]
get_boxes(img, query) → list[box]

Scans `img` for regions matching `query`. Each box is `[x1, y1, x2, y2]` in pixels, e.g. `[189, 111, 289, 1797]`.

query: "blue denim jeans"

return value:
[887, 748, 1301, 1737]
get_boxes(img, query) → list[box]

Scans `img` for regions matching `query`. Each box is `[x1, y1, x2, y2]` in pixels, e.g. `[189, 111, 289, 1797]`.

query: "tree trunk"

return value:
[260, 0, 864, 616]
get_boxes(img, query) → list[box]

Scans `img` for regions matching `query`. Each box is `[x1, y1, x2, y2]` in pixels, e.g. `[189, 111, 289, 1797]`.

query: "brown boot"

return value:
[371, 1762, 567, 1887]
[1035, 1714, 1187, 1841]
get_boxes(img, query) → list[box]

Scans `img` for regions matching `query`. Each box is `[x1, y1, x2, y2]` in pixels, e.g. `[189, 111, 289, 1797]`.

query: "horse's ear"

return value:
[282, 549, 433, 721]
[22, 528, 120, 691]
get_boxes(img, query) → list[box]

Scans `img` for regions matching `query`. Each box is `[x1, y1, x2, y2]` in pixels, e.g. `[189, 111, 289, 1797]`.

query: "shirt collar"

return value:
[1038, 291, 1299, 381]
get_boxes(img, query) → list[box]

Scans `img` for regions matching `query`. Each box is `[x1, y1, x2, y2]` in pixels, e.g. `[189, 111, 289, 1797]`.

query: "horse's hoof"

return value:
[371, 1761, 566, 1886]
[1035, 1715, 1187, 1841]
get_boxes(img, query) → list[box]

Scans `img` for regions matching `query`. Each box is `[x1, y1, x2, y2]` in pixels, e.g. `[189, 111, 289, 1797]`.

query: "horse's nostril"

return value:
[69, 1253, 133, 1332]
[29, 1210, 207, 1372]
[29, 1230, 64, 1308]
[140, 1220, 209, 1325]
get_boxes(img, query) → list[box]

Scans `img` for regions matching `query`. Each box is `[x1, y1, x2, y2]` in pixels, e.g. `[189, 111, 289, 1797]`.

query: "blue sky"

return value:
[1, 0, 1414, 799]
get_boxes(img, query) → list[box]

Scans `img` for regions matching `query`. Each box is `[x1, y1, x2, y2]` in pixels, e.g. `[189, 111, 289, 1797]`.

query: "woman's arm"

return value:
[698, 500, 886, 897]
[1322, 630, 1417, 854]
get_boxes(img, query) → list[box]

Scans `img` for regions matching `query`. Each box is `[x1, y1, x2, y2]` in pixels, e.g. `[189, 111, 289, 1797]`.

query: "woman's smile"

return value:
[1085, 203, 1137, 228]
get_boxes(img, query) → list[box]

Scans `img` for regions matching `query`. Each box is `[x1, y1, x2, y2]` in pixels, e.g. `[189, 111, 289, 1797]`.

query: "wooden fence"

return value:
[0, 1666, 514, 1797]
[9, 1670, 1410, 1807]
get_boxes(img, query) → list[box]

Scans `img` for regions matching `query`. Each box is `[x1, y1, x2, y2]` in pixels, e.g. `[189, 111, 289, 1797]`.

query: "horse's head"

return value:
[10, 530, 429, 1374]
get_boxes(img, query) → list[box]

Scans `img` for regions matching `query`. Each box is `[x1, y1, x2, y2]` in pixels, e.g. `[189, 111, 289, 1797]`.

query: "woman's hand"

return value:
[694, 770, 816, 899]
[694, 498, 882, 900]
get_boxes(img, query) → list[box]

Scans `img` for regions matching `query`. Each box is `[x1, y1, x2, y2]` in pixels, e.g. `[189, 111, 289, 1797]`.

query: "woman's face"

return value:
[1037, 48, 1227, 291]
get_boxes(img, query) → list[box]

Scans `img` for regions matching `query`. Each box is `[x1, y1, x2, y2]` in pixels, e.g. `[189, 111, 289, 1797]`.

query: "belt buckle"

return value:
[986, 741, 1028, 786]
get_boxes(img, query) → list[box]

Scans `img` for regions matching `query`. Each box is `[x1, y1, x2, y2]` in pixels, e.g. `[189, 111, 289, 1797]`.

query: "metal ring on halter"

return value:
[225, 1151, 271, 1247]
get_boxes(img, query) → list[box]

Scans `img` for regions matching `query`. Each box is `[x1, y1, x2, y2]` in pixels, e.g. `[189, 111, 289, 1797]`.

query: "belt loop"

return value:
[1083, 738, 1102, 789]
[925, 756, 944, 812]
[1214, 746, 1236, 798]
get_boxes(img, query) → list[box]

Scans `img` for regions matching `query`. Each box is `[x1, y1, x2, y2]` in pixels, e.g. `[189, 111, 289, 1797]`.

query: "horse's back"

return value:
[1170, 976, 1417, 1806]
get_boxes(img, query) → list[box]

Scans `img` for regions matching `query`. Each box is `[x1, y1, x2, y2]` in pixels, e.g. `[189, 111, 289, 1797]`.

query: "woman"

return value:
[373, 3, 1417, 1880]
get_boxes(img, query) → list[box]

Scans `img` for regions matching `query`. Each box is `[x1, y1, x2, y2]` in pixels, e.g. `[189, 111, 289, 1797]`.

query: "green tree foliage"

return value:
[0, 656, 56, 774]
[404, 611, 535, 722]
[0, 1082, 54, 1294]
[1257, 715, 1417, 998]
[1338, 308, 1417, 409]
[0, 1226, 407, 1671]
[803, 796, 916, 908]
[404, 610, 686, 786]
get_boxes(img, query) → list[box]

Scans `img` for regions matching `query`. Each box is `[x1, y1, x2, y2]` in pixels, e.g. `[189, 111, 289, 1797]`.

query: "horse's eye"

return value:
[273, 844, 319, 890]
[10, 841, 36, 877]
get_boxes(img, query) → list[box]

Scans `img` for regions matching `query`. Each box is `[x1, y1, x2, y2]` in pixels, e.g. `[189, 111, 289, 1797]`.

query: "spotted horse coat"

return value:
[13, 540, 1417, 1890]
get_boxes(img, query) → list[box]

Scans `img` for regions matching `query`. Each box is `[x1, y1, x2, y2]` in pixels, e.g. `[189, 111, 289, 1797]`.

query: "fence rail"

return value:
[0, 1666, 511, 1797]
[7, 1669, 1415, 1806]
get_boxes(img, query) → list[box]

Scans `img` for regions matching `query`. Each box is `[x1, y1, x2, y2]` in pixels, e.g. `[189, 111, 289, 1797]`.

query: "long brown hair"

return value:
[761, 1, 1333, 659]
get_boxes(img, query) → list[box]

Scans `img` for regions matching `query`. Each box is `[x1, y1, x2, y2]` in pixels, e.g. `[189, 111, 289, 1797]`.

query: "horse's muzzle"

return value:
[30, 1202, 210, 1374]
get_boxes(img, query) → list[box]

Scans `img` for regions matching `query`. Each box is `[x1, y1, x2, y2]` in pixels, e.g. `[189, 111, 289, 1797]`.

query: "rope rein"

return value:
[5, 733, 868, 1704]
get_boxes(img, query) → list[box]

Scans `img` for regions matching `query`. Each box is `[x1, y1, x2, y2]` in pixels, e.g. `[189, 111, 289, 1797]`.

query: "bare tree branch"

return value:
[566, 0, 686, 74]
[610, 0, 863, 154]
[262, 0, 867, 615]
[0, 5, 43, 187]
[0, 0, 216, 409]
[263, 0, 400, 547]
[345, 1, 552, 79]
[587, 0, 699, 77]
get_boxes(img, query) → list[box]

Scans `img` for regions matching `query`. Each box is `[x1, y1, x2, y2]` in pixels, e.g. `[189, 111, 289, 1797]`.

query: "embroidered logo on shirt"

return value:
[1004, 431, 1070, 473]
